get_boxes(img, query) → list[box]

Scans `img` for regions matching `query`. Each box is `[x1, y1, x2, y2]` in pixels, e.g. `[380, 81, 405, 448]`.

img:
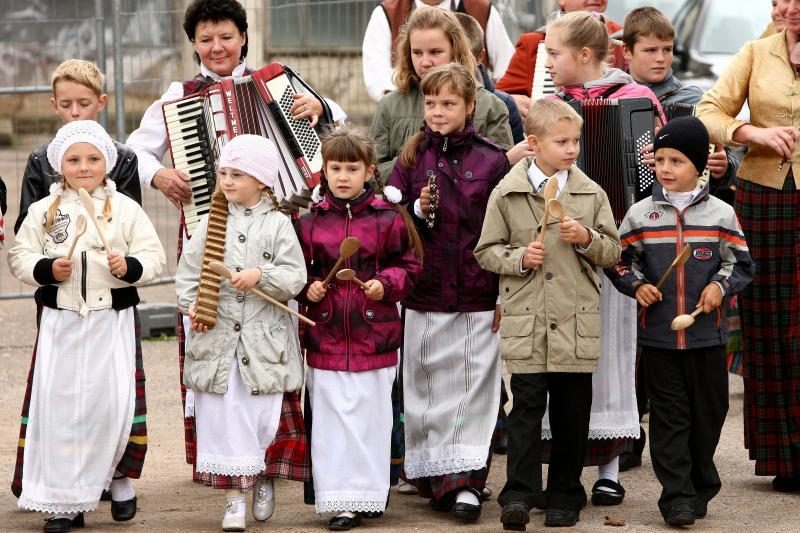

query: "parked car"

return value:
[605, 0, 684, 24]
[673, 0, 771, 90]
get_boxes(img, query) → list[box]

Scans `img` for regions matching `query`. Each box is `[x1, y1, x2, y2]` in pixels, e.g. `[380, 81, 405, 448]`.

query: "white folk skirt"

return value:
[308, 366, 395, 513]
[543, 272, 640, 441]
[403, 310, 501, 479]
[194, 356, 283, 477]
[19, 307, 135, 515]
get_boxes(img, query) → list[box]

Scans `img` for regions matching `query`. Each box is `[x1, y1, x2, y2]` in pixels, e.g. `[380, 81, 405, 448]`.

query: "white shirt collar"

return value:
[414, 0, 453, 8]
[663, 184, 702, 210]
[527, 158, 569, 195]
[200, 61, 248, 81]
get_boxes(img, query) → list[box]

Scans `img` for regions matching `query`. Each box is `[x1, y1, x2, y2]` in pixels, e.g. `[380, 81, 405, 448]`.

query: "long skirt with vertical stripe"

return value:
[542, 276, 639, 465]
[12, 307, 147, 498]
[308, 367, 394, 513]
[403, 310, 500, 499]
[18, 307, 135, 514]
[736, 176, 800, 476]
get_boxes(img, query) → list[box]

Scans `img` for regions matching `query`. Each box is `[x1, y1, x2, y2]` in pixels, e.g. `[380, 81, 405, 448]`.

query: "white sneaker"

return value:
[397, 479, 418, 495]
[252, 477, 274, 522]
[222, 499, 246, 532]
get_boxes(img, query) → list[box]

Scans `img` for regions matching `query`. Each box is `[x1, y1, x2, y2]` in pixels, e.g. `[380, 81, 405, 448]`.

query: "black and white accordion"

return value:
[162, 63, 324, 237]
[567, 98, 657, 225]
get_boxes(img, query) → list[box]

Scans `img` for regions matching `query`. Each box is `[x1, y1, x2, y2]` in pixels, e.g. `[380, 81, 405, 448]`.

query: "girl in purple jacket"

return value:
[295, 125, 422, 531]
[387, 63, 511, 523]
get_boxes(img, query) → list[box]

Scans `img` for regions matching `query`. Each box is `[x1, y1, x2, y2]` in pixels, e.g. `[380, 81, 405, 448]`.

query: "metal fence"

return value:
[0, 0, 552, 298]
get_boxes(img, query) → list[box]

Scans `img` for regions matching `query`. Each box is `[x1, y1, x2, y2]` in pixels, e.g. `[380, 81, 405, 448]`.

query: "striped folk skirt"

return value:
[403, 310, 500, 493]
[736, 176, 800, 476]
[12, 307, 147, 498]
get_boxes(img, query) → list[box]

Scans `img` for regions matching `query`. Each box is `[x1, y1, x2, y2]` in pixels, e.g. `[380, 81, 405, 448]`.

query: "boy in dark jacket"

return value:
[14, 59, 140, 233]
[609, 117, 753, 526]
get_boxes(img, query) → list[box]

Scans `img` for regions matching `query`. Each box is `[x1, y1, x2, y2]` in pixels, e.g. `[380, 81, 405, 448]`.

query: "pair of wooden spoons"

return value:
[320, 237, 362, 287]
[65, 188, 113, 260]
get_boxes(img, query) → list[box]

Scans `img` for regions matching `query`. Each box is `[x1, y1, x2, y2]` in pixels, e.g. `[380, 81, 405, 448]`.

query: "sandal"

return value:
[590, 479, 625, 506]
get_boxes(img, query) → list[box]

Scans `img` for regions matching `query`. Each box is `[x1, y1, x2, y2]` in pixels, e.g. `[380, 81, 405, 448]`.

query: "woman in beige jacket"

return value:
[695, 1, 800, 492]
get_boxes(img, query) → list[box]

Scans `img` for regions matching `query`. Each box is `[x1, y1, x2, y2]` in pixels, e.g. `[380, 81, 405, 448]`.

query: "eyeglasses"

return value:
[216, 170, 248, 181]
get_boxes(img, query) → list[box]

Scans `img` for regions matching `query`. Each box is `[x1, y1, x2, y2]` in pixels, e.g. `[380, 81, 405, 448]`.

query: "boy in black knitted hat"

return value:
[608, 116, 754, 527]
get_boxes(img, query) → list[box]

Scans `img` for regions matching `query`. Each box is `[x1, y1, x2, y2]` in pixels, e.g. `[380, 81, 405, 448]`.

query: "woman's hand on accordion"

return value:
[291, 93, 322, 127]
[640, 141, 655, 170]
[152, 168, 192, 209]
[230, 267, 262, 292]
[188, 305, 209, 334]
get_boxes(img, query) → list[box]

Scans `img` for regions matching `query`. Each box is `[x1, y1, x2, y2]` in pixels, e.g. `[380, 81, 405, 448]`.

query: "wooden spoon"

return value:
[321, 237, 361, 287]
[547, 198, 564, 222]
[65, 214, 87, 260]
[670, 306, 704, 331]
[78, 187, 112, 255]
[639, 244, 692, 318]
[336, 268, 367, 288]
[208, 261, 316, 327]
[536, 199, 561, 244]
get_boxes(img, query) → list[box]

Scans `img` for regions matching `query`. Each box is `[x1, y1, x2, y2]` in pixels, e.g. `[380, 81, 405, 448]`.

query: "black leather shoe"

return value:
[452, 501, 481, 522]
[429, 496, 455, 512]
[100, 489, 112, 501]
[44, 513, 84, 533]
[111, 496, 137, 521]
[590, 479, 625, 506]
[545, 508, 579, 527]
[328, 513, 362, 531]
[501, 501, 530, 531]
[772, 475, 800, 492]
[665, 504, 695, 526]
[693, 500, 707, 519]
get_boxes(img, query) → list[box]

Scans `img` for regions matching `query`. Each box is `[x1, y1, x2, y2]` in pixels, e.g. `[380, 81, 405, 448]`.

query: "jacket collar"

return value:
[420, 122, 476, 154]
[768, 29, 792, 66]
[315, 183, 378, 215]
[50, 179, 116, 201]
[651, 181, 710, 209]
[228, 197, 275, 216]
[499, 158, 598, 196]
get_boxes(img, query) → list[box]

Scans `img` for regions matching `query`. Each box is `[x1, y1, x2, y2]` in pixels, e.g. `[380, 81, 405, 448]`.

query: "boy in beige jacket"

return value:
[474, 99, 620, 530]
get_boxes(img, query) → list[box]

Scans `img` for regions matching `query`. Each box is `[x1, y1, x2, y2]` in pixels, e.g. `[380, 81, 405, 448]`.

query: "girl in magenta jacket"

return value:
[295, 125, 422, 531]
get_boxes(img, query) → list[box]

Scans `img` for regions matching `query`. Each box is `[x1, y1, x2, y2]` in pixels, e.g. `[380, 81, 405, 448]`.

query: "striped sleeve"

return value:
[606, 211, 646, 299]
[712, 208, 753, 295]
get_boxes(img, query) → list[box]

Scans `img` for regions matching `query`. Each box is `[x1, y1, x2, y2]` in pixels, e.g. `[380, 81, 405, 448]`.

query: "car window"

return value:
[674, 0, 702, 49]
[605, 0, 683, 23]
[698, 0, 772, 54]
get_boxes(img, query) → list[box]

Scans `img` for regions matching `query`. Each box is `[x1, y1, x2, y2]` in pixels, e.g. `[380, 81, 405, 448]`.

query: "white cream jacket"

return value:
[175, 200, 307, 395]
[8, 181, 166, 315]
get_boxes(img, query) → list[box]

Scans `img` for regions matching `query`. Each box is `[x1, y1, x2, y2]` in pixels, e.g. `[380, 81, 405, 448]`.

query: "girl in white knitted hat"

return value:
[175, 134, 308, 532]
[8, 120, 165, 533]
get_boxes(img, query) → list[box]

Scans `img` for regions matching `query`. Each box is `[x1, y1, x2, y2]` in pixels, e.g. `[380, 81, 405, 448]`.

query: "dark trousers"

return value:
[498, 372, 593, 511]
[642, 345, 728, 517]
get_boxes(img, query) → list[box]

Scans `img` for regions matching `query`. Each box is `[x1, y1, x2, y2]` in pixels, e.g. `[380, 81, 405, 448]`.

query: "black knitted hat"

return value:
[653, 116, 710, 175]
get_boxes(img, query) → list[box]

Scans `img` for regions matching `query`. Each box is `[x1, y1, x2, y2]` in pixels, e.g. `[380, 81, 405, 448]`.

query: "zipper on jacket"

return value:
[344, 216, 352, 370]
[81, 250, 88, 303]
[346, 202, 352, 220]
[676, 209, 686, 350]
[443, 136, 448, 152]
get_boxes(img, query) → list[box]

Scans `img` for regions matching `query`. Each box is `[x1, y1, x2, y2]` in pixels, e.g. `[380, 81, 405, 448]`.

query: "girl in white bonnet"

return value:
[175, 134, 307, 532]
[8, 120, 165, 533]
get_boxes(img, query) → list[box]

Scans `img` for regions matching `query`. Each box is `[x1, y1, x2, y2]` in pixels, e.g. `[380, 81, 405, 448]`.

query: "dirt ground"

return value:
[2, 144, 799, 531]
[1, 283, 799, 533]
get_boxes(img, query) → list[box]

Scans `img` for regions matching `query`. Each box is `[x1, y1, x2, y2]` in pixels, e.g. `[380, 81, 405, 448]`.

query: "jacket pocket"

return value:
[576, 312, 601, 360]
[241, 319, 286, 364]
[361, 300, 402, 354]
[500, 273, 533, 303]
[306, 296, 333, 324]
[499, 315, 534, 360]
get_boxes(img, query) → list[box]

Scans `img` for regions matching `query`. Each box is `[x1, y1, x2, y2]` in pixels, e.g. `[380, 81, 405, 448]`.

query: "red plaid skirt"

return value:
[736, 177, 800, 476]
[12, 307, 148, 497]
[176, 218, 310, 482]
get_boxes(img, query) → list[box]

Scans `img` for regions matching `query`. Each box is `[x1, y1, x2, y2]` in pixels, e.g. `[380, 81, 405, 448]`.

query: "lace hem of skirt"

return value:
[404, 456, 487, 479]
[196, 456, 266, 477]
[18, 495, 98, 514]
[316, 499, 387, 513]
[542, 426, 641, 440]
